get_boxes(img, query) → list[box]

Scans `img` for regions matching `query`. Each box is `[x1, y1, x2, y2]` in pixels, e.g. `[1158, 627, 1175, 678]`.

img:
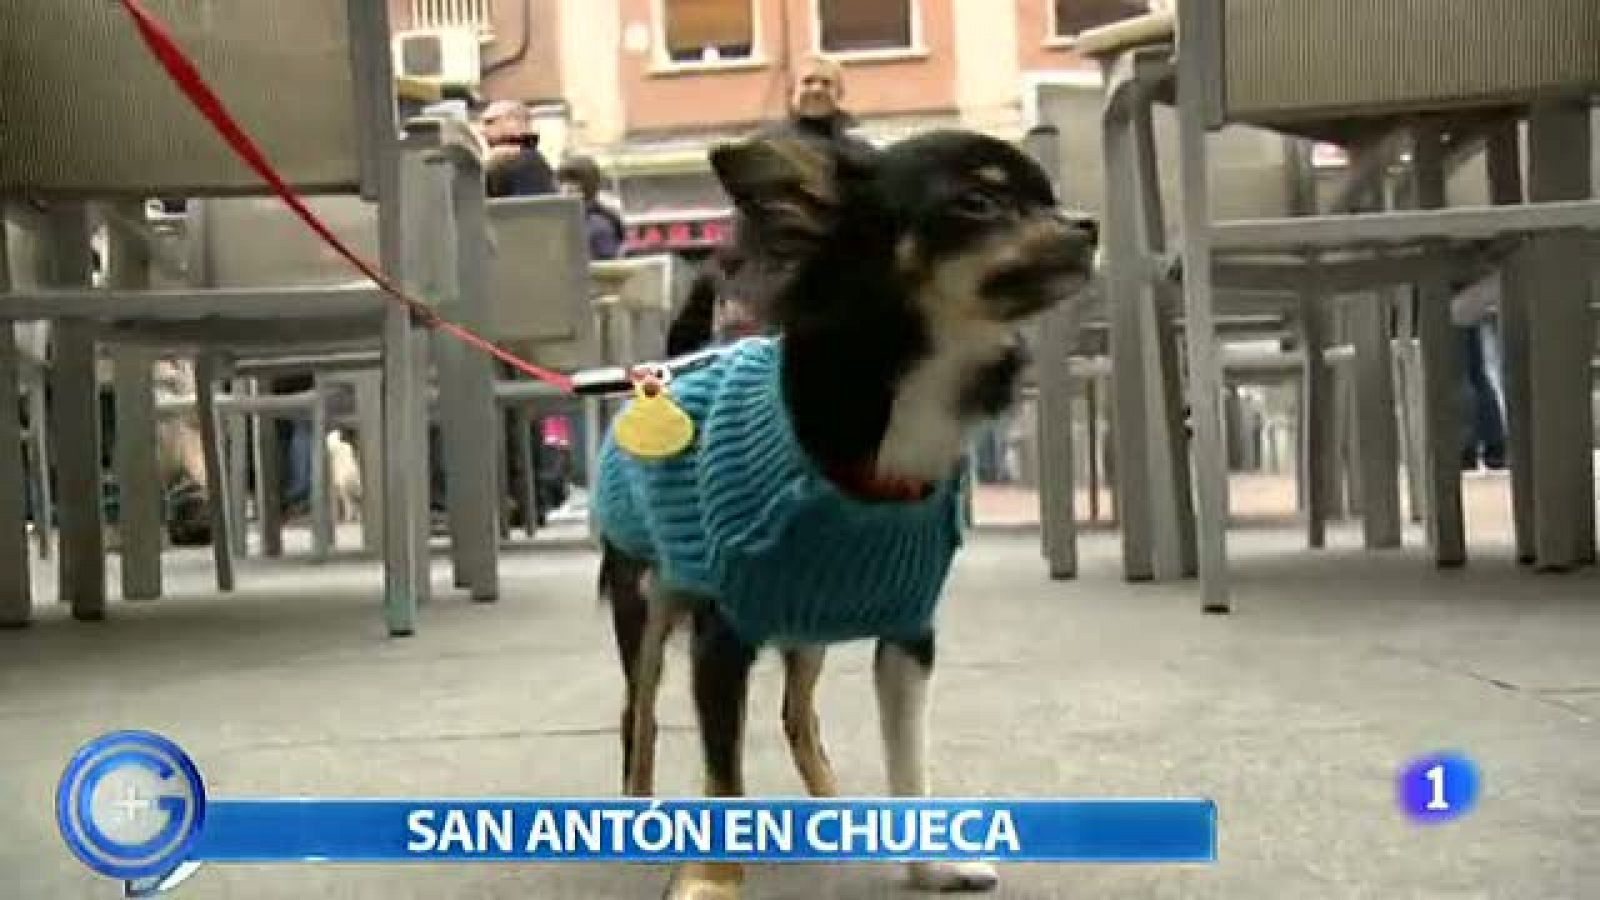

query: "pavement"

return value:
[2, 471, 1598, 899]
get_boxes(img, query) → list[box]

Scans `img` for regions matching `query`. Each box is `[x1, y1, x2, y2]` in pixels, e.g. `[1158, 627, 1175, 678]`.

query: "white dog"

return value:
[326, 429, 363, 523]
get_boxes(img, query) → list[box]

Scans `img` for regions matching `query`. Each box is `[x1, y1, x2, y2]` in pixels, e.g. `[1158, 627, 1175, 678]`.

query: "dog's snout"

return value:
[1045, 211, 1098, 254]
[1023, 211, 1095, 273]
[1065, 214, 1099, 248]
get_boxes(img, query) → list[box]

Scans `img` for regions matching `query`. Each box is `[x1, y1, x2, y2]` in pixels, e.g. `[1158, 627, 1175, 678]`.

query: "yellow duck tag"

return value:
[613, 365, 695, 460]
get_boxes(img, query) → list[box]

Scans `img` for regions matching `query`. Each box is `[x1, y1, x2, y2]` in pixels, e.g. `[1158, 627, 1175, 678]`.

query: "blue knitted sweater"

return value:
[591, 338, 966, 647]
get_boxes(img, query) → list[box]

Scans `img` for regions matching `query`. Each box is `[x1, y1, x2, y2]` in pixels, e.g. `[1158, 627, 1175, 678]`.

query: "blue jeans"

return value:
[281, 419, 313, 510]
[567, 413, 589, 487]
[429, 423, 448, 512]
[1460, 322, 1507, 467]
[973, 418, 1011, 484]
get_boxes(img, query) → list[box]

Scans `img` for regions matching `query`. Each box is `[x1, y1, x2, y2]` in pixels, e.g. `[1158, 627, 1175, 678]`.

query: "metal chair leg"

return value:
[1037, 299, 1078, 579]
[309, 382, 334, 562]
[1412, 123, 1468, 568]
[195, 354, 235, 592]
[0, 323, 33, 627]
[1173, 13, 1231, 613]
[25, 370, 53, 561]
[352, 372, 384, 556]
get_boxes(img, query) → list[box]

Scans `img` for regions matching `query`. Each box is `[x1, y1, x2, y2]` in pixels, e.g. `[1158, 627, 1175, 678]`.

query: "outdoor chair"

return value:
[482, 197, 675, 547]
[1076, 0, 1600, 612]
[0, 0, 442, 635]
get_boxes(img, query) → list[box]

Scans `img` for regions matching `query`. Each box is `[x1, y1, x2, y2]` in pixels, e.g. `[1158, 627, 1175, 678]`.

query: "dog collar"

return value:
[825, 464, 934, 504]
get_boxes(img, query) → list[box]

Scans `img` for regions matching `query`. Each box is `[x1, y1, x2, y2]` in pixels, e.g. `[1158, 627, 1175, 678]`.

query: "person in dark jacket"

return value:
[541, 155, 626, 493]
[430, 100, 560, 533]
[481, 100, 557, 198]
[756, 56, 875, 155]
[717, 57, 880, 343]
[556, 155, 626, 261]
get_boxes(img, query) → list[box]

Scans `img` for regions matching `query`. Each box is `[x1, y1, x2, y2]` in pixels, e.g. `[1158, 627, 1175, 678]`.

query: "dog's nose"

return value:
[1051, 211, 1099, 248]
[1038, 213, 1097, 273]
[1068, 215, 1099, 248]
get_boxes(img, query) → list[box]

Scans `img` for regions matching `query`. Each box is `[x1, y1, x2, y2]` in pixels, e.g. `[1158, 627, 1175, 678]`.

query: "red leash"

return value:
[115, 0, 575, 393]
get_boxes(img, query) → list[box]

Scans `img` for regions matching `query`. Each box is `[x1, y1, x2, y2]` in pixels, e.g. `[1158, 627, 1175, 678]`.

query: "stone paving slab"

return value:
[2, 481, 1598, 898]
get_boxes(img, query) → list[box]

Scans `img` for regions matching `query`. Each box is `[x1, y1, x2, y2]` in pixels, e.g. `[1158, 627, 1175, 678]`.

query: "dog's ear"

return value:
[710, 137, 840, 254]
[711, 137, 837, 209]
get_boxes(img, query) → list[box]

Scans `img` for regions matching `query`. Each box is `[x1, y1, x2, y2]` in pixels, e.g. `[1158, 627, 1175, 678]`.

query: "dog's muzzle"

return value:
[981, 216, 1097, 320]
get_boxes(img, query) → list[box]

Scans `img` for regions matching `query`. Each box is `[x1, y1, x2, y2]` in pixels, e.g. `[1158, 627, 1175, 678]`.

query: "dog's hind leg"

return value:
[601, 541, 654, 794]
[876, 634, 999, 894]
[665, 608, 756, 900]
[781, 646, 839, 796]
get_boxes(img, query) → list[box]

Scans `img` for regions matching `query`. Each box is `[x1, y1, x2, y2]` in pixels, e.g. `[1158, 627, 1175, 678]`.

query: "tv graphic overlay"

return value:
[56, 731, 207, 882]
[1397, 751, 1481, 825]
[58, 731, 1217, 895]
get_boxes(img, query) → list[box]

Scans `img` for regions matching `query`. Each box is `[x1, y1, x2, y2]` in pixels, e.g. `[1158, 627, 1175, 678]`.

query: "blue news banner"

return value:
[197, 797, 1216, 864]
[58, 731, 1215, 893]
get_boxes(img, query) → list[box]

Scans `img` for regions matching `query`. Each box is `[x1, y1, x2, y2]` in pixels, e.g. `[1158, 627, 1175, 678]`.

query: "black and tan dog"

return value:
[596, 129, 1096, 899]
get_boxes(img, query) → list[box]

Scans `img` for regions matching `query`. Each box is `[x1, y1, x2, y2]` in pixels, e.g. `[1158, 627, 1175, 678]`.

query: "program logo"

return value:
[56, 731, 207, 881]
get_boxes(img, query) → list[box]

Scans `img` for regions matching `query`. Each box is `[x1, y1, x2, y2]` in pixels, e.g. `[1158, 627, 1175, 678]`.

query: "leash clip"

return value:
[571, 345, 729, 397]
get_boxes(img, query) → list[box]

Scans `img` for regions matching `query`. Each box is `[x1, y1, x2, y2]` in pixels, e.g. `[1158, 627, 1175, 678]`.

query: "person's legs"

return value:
[973, 421, 1003, 483]
[280, 419, 312, 514]
[98, 387, 116, 471]
[428, 422, 448, 513]
[265, 375, 315, 515]
[1476, 320, 1508, 468]
[534, 418, 570, 515]
[157, 414, 212, 545]
[148, 360, 213, 544]
[1460, 323, 1507, 469]
[503, 411, 527, 527]
[567, 412, 589, 488]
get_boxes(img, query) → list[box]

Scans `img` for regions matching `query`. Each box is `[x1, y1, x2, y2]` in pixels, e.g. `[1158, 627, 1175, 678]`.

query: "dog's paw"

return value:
[908, 861, 999, 893]
[663, 878, 741, 900]
[664, 864, 743, 900]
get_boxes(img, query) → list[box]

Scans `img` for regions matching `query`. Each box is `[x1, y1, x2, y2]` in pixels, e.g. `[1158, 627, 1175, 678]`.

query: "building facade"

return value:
[386, 0, 1155, 255]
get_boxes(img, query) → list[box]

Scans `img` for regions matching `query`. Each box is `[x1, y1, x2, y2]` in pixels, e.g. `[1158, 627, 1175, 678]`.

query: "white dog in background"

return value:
[326, 429, 363, 523]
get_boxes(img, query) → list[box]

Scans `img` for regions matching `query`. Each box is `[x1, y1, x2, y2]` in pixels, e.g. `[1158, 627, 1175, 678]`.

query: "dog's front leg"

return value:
[666, 609, 756, 900]
[626, 594, 685, 797]
[781, 646, 839, 796]
[876, 635, 998, 893]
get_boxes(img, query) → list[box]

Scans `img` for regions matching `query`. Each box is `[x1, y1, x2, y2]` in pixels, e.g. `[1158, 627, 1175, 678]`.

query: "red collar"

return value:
[826, 464, 934, 504]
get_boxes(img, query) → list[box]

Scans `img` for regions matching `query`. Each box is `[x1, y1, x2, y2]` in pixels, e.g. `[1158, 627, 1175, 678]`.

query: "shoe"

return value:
[165, 481, 213, 546]
[167, 516, 212, 547]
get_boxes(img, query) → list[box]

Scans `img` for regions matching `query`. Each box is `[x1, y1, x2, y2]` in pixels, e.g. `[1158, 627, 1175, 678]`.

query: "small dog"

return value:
[593, 130, 1095, 900]
[326, 429, 363, 523]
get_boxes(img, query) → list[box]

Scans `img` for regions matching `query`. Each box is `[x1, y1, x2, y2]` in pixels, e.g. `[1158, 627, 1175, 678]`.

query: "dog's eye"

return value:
[954, 190, 1006, 220]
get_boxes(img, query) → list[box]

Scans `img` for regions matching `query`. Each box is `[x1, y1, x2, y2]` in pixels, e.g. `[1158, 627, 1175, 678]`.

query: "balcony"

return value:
[409, 0, 495, 40]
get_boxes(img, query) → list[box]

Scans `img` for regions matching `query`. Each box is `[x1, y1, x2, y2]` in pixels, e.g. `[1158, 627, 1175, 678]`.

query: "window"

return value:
[1051, 0, 1148, 40]
[663, 0, 755, 65]
[818, 0, 913, 55]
